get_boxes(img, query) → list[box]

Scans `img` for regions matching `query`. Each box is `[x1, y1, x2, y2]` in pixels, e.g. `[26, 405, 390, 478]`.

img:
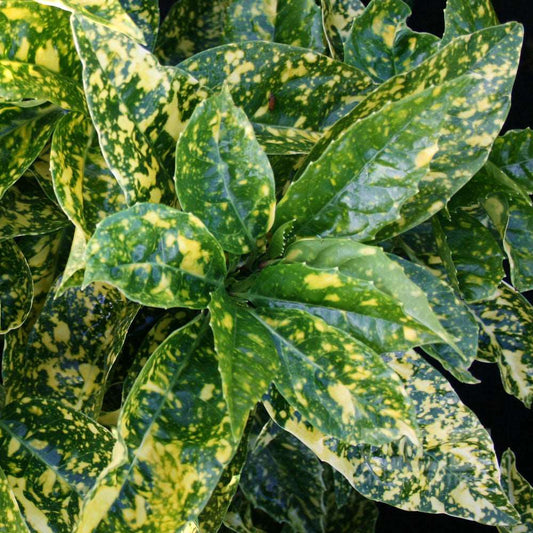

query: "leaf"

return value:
[180, 41, 375, 132]
[11, 278, 138, 417]
[34, 0, 151, 46]
[438, 210, 505, 302]
[0, 239, 33, 334]
[253, 307, 419, 446]
[0, 397, 114, 533]
[321, 0, 366, 59]
[175, 89, 276, 255]
[240, 422, 326, 532]
[244, 237, 449, 354]
[390, 255, 478, 383]
[56, 227, 87, 296]
[0, 103, 64, 199]
[442, 0, 499, 44]
[470, 283, 533, 408]
[74, 319, 238, 532]
[0, 465, 29, 533]
[71, 15, 208, 205]
[209, 288, 279, 439]
[252, 123, 321, 156]
[264, 350, 520, 527]
[0, 177, 69, 242]
[490, 128, 533, 194]
[499, 449, 533, 533]
[274, 76, 464, 241]
[344, 0, 439, 83]
[84, 203, 227, 309]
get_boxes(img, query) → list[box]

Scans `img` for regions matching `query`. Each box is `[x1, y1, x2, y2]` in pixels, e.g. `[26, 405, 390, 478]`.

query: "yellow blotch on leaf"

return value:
[304, 272, 343, 290]
[415, 144, 439, 168]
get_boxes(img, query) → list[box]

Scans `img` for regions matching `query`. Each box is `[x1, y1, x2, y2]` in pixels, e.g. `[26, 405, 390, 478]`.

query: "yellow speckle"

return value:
[177, 233, 206, 277]
[221, 313, 233, 330]
[304, 272, 343, 290]
[327, 383, 356, 424]
[34, 40, 60, 72]
[403, 326, 418, 342]
[415, 144, 439, 168]
[200, 383, 215, 401]
[382, 24, 397, 48]
[7, 438, 21, 457]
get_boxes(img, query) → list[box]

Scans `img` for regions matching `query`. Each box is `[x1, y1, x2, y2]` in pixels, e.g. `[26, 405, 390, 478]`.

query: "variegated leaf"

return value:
[72, 15, 208, 205]
[243, 237, 448, 354]
[390, 255, 478, 383]
[176, 89, 275, 255]
[253, 307, 419, 446]
[74, 319, 237, 533]
[490, 128, 533, 194]
[56, 227, 87, 296]
[252, 123, 321, 156]
[0, 104, 63, 199]
[1, 230, 66, 396]
[240, 422, 326, 532]
[180, 41, 375, 132]
[470, 283, 533, 408]
[0, 397, 114, 533]
[442, 0, 499, 44]
[0, 465, 29, 532]
[321, 0, 366, 58]
[12, 278, 138, 417]
[344, 0, 439, 83]
[499, 449, 533, 533]
[265, 350, 520, 527]
[84, 203, 227, 309]
[275, 76, 464, 241]
[0, 239, 33, 334]
[209, 288, 279, 439]
[156, 0, 324, 65]
[0, 177, 68, 241]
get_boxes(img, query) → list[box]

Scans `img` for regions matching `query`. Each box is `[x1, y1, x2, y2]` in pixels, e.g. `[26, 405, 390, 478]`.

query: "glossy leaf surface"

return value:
[254, 307, 419, 446]
[84, 203, 227, 308]
[321, 0, 366, 58]
[0, 397, 114, 533]
[175, 89, 275, 254]
[75, 319, 237, 532]
[443, 0, 499, 44]
[265, 350, 520, 526]
[0, 462, 29, 532]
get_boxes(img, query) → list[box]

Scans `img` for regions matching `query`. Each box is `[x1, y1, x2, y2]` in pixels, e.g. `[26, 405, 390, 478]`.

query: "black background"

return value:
[157, 1, 533, 531]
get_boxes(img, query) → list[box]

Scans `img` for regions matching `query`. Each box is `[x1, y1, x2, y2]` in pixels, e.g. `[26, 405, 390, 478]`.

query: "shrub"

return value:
[0, 0, 532, 531]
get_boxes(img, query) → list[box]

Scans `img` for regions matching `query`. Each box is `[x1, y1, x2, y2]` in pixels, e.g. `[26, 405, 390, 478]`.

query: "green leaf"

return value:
[275, 76, 464, 241]
[84, 203, 227, 309]
[0, 465, 29, 532]
[156, 0, 324, 65]
[438, 210, 505, 302]
[265, 350, 520, 527]
[209, 288, 279, 439]
[180, 41, 375, 132]
[252, 123, 321, 156]
[443, 0, 499, 44]
[71, 15, 208, 205]
[321, 0, 366, 59]
[470, 283, 533, 408]
[499, 449, 533, 533]
[0, 177, 69, 242]
[74, 318, 237, 532]
[56, 227, 87, 296]
[12, 278, 138, 417]
[0, 103, 63, 199]
[253, 307, 419, 446]
[240, 422, 326, 532]
[344, 0, 439, 83]
[175, 89, 276, 255]
[490, 128, 533, 194]
[0, 397, 114, 533]
[390, 255, 478, 383]
[34, 0, 151, 46]
[0, 239, 33, 334]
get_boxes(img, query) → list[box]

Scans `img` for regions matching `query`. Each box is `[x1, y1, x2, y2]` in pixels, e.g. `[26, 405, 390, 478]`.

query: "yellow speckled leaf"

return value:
[0, 397, 114, 533]
[252, 123, 321, 155]
[180, 41, 375, 132]
[499, 449, 533, 533]
[0, 103, 64, 199]
[470, 282, 533, 408]
[0, 465, 29, 532]
[264, 349, 520, 527]
[56, 227, 87, 296]
[74, 318, 238, 533]
[12, 278, 138, 417]
[84, 203, 227, 309]
[443, 0, 499, 44]
[209, 288, 279, 439]
[72, 15, 208, 205]
[253, 307, 419, 447]
[0, 239, 33, 334]
[321, 0, 365, 58]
